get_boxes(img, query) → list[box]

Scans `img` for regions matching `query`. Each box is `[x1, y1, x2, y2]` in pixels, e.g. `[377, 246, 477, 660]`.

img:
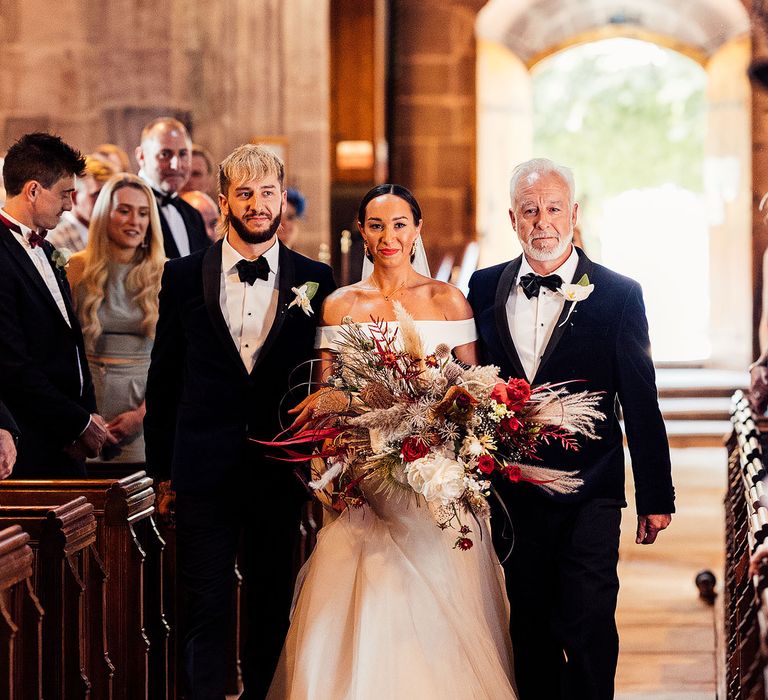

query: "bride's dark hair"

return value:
[357, 183, 422, 227]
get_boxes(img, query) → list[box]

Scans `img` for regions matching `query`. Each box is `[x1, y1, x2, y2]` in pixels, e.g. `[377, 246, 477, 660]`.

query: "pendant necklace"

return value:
[372, 278, 408, 301]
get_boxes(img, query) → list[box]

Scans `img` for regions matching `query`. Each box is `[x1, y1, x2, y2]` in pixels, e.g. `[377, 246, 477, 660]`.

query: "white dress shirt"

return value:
[139, 170, 190, 257]
[1, 208, 85, 394]
[220, 235, 280, 372]
[506, 246, 579, 381]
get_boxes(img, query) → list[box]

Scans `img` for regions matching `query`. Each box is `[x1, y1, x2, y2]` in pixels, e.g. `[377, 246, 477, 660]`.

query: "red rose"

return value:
[505, 464, 523, 482]
[400, 436, 430, 463]
[477, 454, 495, 474]
[491, 378, 531, 411]
[499, 416, 521, 434]
[455, 537, 473, 551]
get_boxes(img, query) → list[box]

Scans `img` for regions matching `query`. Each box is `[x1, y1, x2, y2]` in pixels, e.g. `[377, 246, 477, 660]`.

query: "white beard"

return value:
[521, 229, 573, 262]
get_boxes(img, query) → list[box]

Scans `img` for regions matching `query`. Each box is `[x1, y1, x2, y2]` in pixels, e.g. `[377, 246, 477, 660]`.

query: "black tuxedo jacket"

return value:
[468, 247, 675, 515]
[157, 194, 211, 259]
[0, 399, 19, 439]
[144, 239, 336, 494]
[0, 222, 96, 477]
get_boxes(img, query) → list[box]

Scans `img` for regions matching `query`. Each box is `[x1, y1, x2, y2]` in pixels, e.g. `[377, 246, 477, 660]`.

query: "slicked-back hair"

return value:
[509, 158, 575, 208]
[357, 184, 422, 226]
[3, 132, 86, 196]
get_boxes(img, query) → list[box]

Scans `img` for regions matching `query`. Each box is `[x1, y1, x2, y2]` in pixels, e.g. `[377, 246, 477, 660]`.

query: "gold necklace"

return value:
[372, 278, 408, 301]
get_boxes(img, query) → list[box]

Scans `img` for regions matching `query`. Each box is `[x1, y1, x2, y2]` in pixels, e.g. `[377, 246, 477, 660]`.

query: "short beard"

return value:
[522, 230, 573, 262]
[228, 210, 282, 245]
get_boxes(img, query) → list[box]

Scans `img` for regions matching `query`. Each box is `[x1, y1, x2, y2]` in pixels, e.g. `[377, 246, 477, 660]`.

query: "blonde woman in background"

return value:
[68, 174, 165, 464]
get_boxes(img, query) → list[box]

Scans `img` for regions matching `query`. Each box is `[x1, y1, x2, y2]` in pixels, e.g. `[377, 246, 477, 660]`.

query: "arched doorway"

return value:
[475, 0, 751, 368]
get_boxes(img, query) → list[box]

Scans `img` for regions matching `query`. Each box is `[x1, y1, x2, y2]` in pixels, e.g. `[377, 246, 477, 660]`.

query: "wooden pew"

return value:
[0, 498, 99, 699]
[0, 472, 164, 700]
[0, 524, 43, 700]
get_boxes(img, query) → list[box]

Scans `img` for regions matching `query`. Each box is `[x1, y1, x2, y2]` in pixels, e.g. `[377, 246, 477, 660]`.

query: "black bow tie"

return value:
[519, 273, 563, 299]
[236, 257, 271, 285]
[153, 189, 178, 208]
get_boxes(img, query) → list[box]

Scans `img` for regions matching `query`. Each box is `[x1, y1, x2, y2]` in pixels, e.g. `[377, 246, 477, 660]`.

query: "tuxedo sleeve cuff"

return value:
[77, 414, 92, 438]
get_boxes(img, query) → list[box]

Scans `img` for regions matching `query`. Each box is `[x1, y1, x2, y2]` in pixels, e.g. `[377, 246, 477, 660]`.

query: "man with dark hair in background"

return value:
[0, 132, 110, 477]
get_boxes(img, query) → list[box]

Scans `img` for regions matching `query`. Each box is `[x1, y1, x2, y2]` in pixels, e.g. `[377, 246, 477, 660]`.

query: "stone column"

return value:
[389, 0, 485, 270]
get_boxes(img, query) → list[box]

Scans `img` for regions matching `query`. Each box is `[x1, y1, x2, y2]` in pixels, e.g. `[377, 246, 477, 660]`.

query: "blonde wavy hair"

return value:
[78, 174, 165, 350]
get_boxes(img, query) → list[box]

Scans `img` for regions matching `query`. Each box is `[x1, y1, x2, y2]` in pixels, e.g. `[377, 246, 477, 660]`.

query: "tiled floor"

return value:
[615, 447, 724, 699]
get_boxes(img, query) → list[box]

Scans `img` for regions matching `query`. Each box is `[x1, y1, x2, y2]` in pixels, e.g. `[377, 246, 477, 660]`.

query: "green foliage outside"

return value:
[532, 38, 707, 205]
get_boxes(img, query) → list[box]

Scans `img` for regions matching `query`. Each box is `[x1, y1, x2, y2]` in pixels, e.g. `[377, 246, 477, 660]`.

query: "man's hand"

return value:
[107, 406, 145, 442]
[0, 429, 17, 480]
[636, 514, 672, 545]
[66, 413, 113, 460]
[750, 363, 768, 415]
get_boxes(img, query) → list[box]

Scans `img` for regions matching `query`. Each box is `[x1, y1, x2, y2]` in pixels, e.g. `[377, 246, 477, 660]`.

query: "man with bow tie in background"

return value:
[0, 132, 110, 478]
[136, 116, 210, 258]
[468, 158, 675, 700]
[145, 143, 335, 699]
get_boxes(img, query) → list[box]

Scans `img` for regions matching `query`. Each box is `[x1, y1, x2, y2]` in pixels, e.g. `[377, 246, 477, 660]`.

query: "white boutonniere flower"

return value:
[51, 247, 73, 271]
[558, 273, 594, 327]
[288, 280, 319, 316]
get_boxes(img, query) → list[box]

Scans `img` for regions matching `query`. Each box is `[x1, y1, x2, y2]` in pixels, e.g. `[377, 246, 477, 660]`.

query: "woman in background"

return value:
[68, 174, 165, 465]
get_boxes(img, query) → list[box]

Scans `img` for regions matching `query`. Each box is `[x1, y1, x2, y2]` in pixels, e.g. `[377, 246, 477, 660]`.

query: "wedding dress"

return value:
[266, 319, 518, 700]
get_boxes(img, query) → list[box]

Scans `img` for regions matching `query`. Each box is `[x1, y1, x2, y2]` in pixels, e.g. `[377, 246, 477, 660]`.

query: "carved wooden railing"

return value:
[0, 472, 164, 699]
[0, 498, 100, 699]
[0, 524, 43, 700]
[725, 390, 768, 699]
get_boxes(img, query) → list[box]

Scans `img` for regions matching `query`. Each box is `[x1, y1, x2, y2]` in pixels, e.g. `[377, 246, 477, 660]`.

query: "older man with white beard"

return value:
[468, 158, 675, 700]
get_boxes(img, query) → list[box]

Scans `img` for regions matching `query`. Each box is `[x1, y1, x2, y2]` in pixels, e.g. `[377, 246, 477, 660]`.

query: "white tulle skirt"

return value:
[267, 488, 518, 700]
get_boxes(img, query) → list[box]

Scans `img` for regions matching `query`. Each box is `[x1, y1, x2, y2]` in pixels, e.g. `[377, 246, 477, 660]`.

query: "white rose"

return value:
[405, 454, 437, 495]
[424, 457, 465, 504]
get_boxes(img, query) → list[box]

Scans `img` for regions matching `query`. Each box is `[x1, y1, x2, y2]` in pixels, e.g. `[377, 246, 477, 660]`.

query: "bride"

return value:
[267, 184, 517, 699]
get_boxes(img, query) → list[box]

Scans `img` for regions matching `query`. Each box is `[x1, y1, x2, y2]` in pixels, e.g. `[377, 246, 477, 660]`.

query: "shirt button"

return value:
[244, 344, 249, 348]
[248, 312, 252, 316]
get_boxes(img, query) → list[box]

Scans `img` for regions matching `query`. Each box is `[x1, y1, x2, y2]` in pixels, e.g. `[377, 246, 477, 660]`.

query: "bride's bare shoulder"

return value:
[320, 283, 370, 325]
[421, 278, 473, 321]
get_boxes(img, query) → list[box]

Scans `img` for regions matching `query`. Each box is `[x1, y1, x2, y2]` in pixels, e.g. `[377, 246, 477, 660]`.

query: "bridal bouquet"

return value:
[269, 303, 605, 550]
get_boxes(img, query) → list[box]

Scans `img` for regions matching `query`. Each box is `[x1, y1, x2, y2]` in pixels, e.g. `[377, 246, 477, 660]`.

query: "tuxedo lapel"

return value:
[493, 256, 526, 379]
[534, 247, 595, 383]
[251, 242, 295, 375]
[158, 208, 181, 259]
[0, 226, 74, 331]
[201, 241, 249, 377]
[42, 241, 80, 329]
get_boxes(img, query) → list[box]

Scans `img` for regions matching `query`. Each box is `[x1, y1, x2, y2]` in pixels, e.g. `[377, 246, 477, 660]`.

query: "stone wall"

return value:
[0, 0, 330, 257]
[389, 0, 485, 270]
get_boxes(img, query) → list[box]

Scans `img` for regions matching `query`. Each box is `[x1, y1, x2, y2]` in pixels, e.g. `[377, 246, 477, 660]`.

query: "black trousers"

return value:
[496, 492, 622, 700]
[176, 481, 304, 700]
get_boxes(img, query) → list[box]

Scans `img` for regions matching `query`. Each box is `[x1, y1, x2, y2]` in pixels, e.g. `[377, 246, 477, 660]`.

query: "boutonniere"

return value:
[557, 274, 594, 327]
[288, 281, 319, 316]
[51, 247, 73, 276]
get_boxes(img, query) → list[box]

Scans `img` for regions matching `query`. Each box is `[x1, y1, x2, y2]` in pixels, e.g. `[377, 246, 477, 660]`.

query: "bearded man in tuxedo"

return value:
[0, 133, 110, 478]
[144, 144, 335, 699]
[468, 158, 675, 700]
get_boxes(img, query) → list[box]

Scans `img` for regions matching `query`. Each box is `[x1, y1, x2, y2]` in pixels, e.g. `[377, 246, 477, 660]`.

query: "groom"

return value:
[468, 158, 675, 700]
[144, 144, 335, 699]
